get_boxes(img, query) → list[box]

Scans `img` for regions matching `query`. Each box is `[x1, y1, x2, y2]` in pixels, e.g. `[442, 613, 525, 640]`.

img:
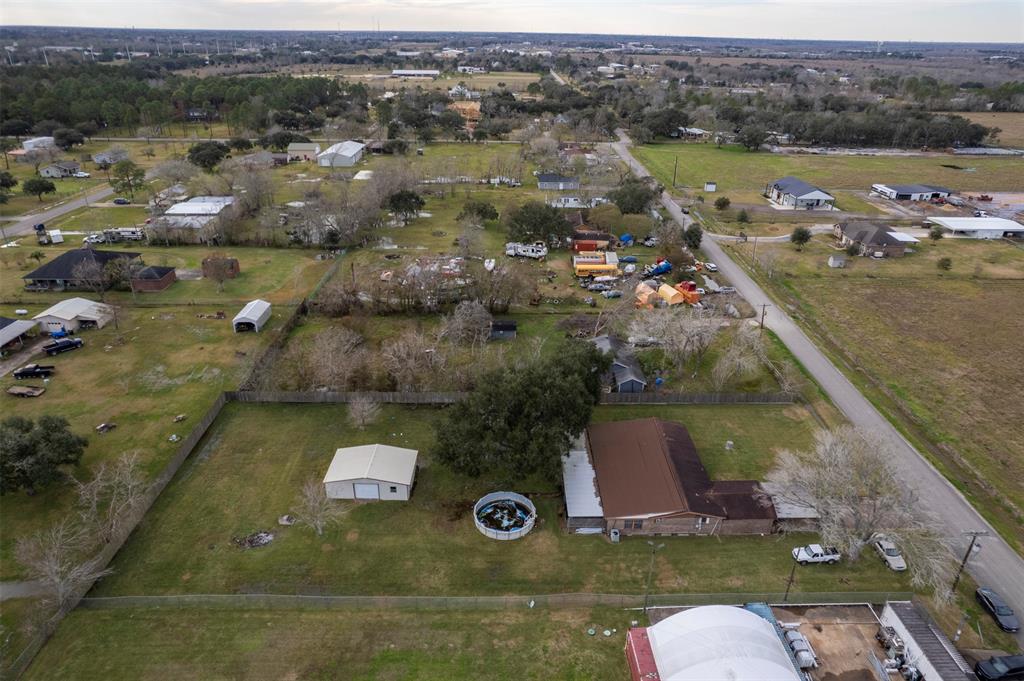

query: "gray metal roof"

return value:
[537, 173, 578, 183]
[882, 184, 952, 194]
[887, 601, 975, 680]
[770, 176, 832, 199]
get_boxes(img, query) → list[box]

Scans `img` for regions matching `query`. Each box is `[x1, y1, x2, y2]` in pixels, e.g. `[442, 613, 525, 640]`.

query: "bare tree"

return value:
[203, 253, 236, 292]
[440, 300, 492, 347]
[309, 327, 365, 390]
[711, 325, 765, 390]
[768, 426, 955, 599]
[71, 258, 112, 302]
[74, 453, 148, 545]
[292, 478, 346, 536]
[15, 519, 112, 610]
[381, 329, 446, 391]
[152, 158, 199, 185]
[631, 307, 722, 376]
[348, 397, 381, 429]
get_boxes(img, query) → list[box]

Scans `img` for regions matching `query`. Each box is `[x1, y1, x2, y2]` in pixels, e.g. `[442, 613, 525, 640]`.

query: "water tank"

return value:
[795, 651, 816, 669]
[610, 529, 620, 544]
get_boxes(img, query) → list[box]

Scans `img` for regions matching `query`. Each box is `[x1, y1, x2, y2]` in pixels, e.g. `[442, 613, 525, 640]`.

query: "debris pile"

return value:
[232, 531, 274, 549]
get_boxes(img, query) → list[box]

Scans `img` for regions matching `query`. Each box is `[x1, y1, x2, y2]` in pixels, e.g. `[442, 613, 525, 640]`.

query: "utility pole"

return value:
[643, 541, 665, 615]
[783, 561, 797, 602]
[750, 235, 758, 263]
[951, 531, 988, 593]
[672, 156, 678, 188]
[759, 304, 770, 337]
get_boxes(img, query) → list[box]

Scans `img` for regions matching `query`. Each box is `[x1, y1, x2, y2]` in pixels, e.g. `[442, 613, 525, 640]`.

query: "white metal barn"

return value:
[232, 299, 271, 333]
[33, 298, 113, 333]
[317, 141, 366, 168]
[323, 444, 418, 501]
[926, 216, 1024, 240]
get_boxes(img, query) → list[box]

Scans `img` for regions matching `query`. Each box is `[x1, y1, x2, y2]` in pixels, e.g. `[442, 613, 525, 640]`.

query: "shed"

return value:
[489, 319, 517, 341]
[131, 265, 177, 292]
[879, 602, 975, 681]
[704, 181, 718, 192]
[827, 254, 846, 268]
[0, 318, 38, 353]
[286, 142, 322, 161]
[233, 299, 271, 333]
[317, 141, 366, 168]
[33, 297, 113, 333]
[323, 444, 418, 501]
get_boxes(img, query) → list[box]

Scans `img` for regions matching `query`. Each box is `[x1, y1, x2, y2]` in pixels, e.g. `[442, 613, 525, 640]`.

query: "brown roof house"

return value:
[833, 221, 920, 258]
[564, 418, 775, 536]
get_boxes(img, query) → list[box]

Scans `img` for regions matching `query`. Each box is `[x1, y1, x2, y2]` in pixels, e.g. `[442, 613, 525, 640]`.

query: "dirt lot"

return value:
[774, 605, 883, 681]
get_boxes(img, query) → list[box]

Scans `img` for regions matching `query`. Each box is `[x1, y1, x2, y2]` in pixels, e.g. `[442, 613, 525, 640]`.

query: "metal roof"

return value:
[886, 601, 974, 680]
[0, 318, 37, 346]
[875, 183, 952, 195]
[233, 299, 271, 325]
[164, 196, 235, 216]
[319, 141, 366, 158]
[770, 176, 834, 200]
[323, 444, 418, 486]
[33, 297, 112, 323]
[562, 438, 605, 518]
[927, 217, 1024, 232]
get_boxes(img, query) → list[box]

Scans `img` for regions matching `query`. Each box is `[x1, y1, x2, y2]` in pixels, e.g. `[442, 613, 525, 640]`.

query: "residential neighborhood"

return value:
[0, 16, 1022, 681]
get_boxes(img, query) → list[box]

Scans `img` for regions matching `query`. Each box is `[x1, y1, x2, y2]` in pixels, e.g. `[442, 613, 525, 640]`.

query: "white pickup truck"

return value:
[792, 544, 841, 565]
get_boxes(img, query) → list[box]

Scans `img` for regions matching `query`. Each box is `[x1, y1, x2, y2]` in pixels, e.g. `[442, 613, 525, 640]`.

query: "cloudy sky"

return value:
[2, 0, 1022, 43]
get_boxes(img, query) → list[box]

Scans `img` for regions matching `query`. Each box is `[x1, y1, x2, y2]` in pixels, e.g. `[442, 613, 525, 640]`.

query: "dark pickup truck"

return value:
[13, 364, 55, 380]
[42, 338, 84, 356]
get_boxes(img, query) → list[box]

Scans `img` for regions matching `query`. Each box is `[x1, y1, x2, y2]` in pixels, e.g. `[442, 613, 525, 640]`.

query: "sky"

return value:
[1, 0, 1023, 44]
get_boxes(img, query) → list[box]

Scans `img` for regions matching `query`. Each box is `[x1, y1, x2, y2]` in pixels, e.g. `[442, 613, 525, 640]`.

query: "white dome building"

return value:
[627, 605, 801, 681]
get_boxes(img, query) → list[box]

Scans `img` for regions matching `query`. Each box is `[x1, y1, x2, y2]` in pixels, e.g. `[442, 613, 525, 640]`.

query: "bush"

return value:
[937, 257, 953, 271]
[929, 226, 944, 241]
[790, 226, 812, 249]
[714, 196, 731, 211]
[736, 209, 750, 224]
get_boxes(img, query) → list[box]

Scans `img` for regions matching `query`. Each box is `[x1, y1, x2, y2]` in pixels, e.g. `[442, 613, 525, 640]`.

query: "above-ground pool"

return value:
[473, 492, 537, 540]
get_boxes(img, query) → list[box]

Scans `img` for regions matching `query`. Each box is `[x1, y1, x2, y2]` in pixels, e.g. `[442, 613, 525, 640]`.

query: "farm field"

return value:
[635, 143, 1024, 196]
[89, 401, 910, 598]
[723, 236, 1024, 547]
[0, 238, 332, 305]
[24, 607, 632, 681]
[0, 304, 284, 580]
[955, 111, 1024, 148]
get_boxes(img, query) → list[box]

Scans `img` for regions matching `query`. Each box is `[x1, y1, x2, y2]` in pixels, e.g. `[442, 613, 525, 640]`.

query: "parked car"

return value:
[73, 171, 91, 178]
[719, 286, 737, 294]
[43, 338, 84, 356]
[703, 262, 719, 272]
[601, 290, 623, 299]
[13, 364, 55, 380]
[976, 588, 1020, 632]
[641, 236, 659, 247]
[84, 233, 106, 244]
[792, 544, 841, 565]
[586, 283, 611, 292]
[873, 537, 907, 571]
[112, 197, 130, 205]
[975, 655, 1024, 681]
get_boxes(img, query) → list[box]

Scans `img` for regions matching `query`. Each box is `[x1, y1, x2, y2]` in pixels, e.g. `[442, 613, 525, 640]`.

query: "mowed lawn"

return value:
[92, 402, 911, 598]
[0, 239, 331, 305]
[635, 143, 1024, 195]
[0, 304, 284, 580]
[25, 607, 631, 681]
[724, 236, 1024, 547]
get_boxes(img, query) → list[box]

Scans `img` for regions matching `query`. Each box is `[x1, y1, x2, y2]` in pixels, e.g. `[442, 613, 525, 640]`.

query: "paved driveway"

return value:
[613, 129, 1024, 648]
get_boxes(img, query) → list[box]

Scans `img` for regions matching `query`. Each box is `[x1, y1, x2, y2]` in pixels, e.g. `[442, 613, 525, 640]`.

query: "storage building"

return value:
[33, 297, 114, 332]
[323, 444, 418, 501]
[232, 299, 271, 333]
[317, 141, 366, 167]
[926, 217, 1024, 240]
[871, 183, 952, 201]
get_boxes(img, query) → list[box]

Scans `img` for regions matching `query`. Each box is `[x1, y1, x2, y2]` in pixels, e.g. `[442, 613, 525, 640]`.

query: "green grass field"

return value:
[0, 305, 282, 580]
[723, 236, 1024, 549]
[23, 606, 631, 681]
[635, 143, 1024, 196]
[91, 401, 907, 598]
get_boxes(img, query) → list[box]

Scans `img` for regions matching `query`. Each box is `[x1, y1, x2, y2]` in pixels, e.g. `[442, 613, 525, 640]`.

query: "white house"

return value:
[33, 298, 113, 333]
[22, 136, 55, 151]
[40, 161, 81, 178]
[765, 176, 836, 210]
[871, 183, 952, 201]
[926, 216, 1024, 239]
[286, 142, 321, 162]
[232, 299, 271, 333]
[323, 444, 418, 501]
[317, 141, 366, 168]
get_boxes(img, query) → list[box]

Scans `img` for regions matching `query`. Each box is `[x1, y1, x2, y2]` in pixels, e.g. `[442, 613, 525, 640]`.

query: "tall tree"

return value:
[110, 160, 145, 199]
[506, 201, 571, 245]
[22, 178, 56, 202]
[0, 416, 88, 495]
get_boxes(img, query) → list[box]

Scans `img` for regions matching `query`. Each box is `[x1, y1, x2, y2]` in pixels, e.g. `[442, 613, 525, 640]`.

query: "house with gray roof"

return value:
[834, 221, 919, 258]
[39, 160, 81, 179]
[871, 183, 952, 201]
[765, 176, 835, 210]
[590, 335, 647, 393]
[537, 173, 581, 191]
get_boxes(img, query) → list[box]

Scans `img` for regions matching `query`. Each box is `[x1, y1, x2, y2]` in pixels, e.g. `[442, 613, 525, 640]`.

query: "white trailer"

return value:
[505, 242, 548, 259]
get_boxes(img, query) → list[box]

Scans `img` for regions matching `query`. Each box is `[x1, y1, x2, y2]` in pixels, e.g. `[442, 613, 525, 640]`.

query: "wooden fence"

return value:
[227, 390, 793, 406]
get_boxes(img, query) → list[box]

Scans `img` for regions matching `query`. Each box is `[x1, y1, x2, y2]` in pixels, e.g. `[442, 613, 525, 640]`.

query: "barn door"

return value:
[354, 483, 380, 500]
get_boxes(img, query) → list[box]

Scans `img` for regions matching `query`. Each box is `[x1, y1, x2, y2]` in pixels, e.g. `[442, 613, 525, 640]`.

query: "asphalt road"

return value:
[2, 184, 117, 240]
[613, 129, 1024, 648]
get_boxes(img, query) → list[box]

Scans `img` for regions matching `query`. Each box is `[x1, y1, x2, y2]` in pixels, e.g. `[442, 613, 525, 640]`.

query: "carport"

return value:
[232, 299, 271, 333]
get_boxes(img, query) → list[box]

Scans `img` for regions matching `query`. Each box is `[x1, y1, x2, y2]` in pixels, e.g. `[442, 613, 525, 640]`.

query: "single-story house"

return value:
[0, 317, 38, 354]
[871, 183, 952, 201]
[150, 183, 189, 209]
[567, 418, 776, 536]
[489, 319, 517, 341]
[33, 297, 114, 333]
[92, 148, 130, 166]
[323, 444, 418, 501]
[926, 217, 1024, 240]
[233, 299, 271, 333]
[23, 248, 141, 291]
[22, 136, 55, 151]
[675, 126, 711, 140]
[40, 161, 81, 179]
[537, 173, 581, 191]
[130, 265, 177, 292]
[589, 335, 647, 393]
[286, 142, 321, 162]
[834, 221, 919, 257]
[317, 141, 366, 168]
[765, 176, 835, 210]
[148, 196, 236, 244]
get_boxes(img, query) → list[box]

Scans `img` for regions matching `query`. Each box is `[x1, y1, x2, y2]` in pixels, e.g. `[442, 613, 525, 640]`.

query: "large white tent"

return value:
[646, 605, 801, 681]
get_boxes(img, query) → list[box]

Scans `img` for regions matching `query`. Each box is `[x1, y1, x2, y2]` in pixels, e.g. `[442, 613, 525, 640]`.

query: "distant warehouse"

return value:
[391, 69, 440, 78]
[926, 217, 1024, 240]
